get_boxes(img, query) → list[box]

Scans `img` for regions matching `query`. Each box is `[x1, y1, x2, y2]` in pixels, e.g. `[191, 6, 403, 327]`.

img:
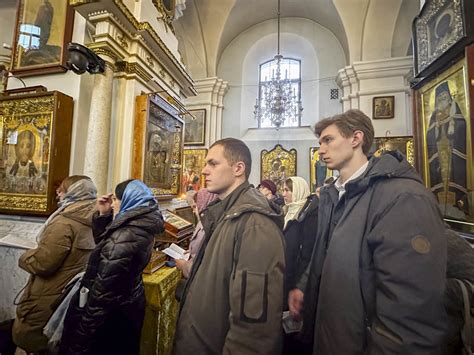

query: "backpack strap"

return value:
[455, 279, 474, 355]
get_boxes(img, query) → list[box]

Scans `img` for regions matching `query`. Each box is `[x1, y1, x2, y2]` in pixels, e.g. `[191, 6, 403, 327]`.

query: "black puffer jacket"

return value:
[283, 195, 318, 305]
[60, 205, 163, 355]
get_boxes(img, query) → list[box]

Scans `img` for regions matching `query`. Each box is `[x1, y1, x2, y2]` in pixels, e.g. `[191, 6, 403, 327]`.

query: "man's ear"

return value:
[234, 161, 246, 177]
[352, 130, 365, 150]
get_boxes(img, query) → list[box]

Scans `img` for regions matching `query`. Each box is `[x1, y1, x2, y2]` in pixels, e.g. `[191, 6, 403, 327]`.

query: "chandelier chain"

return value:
[254, 0, 303, 129]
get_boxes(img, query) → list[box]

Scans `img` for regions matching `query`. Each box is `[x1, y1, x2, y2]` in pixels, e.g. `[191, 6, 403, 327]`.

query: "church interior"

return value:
[0, 0, 473, 353]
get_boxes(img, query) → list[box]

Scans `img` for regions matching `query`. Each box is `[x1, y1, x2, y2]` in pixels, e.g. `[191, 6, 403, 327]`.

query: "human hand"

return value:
[175, 258, 191, 278]
[174, 258, 188, 272]
[97, 193, 113, 215]
[288, 288, 304, 318]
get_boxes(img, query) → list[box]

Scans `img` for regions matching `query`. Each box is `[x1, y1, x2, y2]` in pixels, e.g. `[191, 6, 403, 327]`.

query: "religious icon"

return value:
[182, 149, 207, 192]
[373, 96, 394, 119]
[426, 80, 468, 219]
[261, 144, 296, 194]
[11, 0, 74, 76]
[0, 91, 74, 215]
[309, 147, 334, 193]
[417, 58, 473, 229]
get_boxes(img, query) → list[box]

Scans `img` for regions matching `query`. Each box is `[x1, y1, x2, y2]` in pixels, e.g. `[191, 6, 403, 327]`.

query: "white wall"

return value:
[217, 17, 345, 186]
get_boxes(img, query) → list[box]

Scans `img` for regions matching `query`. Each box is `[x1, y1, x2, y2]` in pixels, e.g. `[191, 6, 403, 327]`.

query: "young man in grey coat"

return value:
[289, 109, 447, 353]
[173, 138, 285, 354]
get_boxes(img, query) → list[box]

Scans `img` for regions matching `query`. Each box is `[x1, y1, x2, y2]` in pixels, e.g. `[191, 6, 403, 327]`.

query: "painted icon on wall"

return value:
[11, 0, 74, 76]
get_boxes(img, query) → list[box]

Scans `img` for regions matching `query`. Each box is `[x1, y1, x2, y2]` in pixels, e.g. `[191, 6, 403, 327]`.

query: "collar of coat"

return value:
[325, 150, 421, 201]
[101, 205, 162, 237]
[201, 182, 285, 234]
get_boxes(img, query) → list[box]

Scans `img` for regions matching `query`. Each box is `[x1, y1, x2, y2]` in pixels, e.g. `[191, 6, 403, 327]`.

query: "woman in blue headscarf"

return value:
[60, 179, 164, 355]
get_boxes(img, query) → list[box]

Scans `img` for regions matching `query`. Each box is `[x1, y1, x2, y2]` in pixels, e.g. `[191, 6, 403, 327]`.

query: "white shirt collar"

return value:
[334, 161, 369, 199]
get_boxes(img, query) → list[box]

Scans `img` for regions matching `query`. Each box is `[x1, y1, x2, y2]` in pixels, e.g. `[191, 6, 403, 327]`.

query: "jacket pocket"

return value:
[240, 270, 268, 323]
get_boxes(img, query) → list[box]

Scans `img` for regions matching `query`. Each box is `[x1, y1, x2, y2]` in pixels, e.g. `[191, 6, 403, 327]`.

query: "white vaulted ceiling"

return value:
[174, 0, 420, 79]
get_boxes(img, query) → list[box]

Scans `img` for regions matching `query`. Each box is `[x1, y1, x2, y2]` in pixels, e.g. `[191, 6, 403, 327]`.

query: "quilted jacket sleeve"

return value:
[19, 221, 73, 277]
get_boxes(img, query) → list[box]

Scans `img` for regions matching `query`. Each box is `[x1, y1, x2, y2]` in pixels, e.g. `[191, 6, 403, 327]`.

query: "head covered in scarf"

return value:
[116, 179, 156, 218]
[59, 176, 97, 207]
[283, 176, 310, 229]
[37, 176, 97, 242]
[195, 188, 218, 213]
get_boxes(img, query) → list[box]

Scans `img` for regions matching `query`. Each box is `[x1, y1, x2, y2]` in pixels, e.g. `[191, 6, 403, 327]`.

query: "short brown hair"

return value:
[314, 109, 374, 155]
[210, 138, 252, 179]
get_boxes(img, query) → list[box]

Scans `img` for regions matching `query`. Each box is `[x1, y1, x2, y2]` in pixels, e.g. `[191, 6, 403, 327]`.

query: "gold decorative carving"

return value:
[159, 69, 165, 78]
[152, 0, 176, 33]
[113, 0, 192, 82]
[69, 0, 96, 5]
[116, 61, 152, 82]
[91, 47, 118, 62]
[146, 56, 154, 68]
[116, 34, 129, 49]
[0, 96, 55, 116]
[0, 195, 47, 211]
[0, 91, 74, 215]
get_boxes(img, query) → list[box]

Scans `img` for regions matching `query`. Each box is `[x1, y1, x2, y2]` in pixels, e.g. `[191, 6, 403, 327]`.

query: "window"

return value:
[257, 57, 301, 128]
[18, 24, 41, 50]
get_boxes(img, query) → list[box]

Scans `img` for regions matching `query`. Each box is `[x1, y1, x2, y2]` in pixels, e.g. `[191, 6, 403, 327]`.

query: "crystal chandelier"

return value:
[254, 0, 303, 129]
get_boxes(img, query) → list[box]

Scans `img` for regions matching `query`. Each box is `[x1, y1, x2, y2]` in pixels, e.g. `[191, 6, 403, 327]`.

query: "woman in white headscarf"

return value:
[12, 175, 97, 354]
[282, 176, 319, 354]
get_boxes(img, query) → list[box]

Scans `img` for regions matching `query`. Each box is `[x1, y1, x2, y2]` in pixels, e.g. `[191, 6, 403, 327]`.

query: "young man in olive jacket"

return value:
[288, 110, 447, 354]
[173, 138, 285, 355]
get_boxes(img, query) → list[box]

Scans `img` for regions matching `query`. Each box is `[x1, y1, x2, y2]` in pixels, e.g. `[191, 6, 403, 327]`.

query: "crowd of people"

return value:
[1, 108, 473, 355]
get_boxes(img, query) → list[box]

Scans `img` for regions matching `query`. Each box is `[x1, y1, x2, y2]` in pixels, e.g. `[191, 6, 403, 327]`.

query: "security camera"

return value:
[66, 42, 105, 75]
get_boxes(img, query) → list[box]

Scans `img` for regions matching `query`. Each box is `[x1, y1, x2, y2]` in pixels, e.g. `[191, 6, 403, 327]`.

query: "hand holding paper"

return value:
[162, 243, 190, 260]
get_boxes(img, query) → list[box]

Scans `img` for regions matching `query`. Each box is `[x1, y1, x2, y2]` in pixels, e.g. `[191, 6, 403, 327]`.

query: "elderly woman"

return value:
[60, 179, 164, 355]
[175, 188, 218, 278]
[282, 176, 319, 354]
[12, 175, 97, 354]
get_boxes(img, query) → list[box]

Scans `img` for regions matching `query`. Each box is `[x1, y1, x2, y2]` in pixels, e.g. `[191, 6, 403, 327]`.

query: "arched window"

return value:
[257, 57, 302, 128]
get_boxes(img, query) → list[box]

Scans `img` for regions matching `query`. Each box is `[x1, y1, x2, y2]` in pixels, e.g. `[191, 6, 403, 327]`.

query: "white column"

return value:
[184, 77, 229, 146]
[83, 55, 115, 194]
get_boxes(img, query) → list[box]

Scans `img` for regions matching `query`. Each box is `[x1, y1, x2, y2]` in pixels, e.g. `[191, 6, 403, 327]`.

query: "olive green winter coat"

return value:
[13, 200, 96, 353]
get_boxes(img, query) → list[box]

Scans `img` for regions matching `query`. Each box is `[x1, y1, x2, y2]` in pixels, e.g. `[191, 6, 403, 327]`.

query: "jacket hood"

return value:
[106, 205, 163, 236]
[225, 183, 285, 230]
[61, 199, 96, 226]
[344, 150, 421, 199]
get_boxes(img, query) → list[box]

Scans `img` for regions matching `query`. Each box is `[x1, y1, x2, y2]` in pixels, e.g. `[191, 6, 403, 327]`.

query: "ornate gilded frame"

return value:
[309, 147, 334, 193]
[0, 90, 74, 215]
[133, 93, 184, 200]
[412, 0, 474, 85]
[369, 137, 414, 166]
[260, 144, 297, 194]
[414, 56, 474, 234]
[11, 0, 74, 77]
[182, 148, 207, 193]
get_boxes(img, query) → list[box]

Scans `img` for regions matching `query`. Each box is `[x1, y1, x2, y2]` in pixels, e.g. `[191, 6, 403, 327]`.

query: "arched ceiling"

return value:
[217, 0, 349, 68]
[175, 0, 349, 78]
[175, 0, 421, 79]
